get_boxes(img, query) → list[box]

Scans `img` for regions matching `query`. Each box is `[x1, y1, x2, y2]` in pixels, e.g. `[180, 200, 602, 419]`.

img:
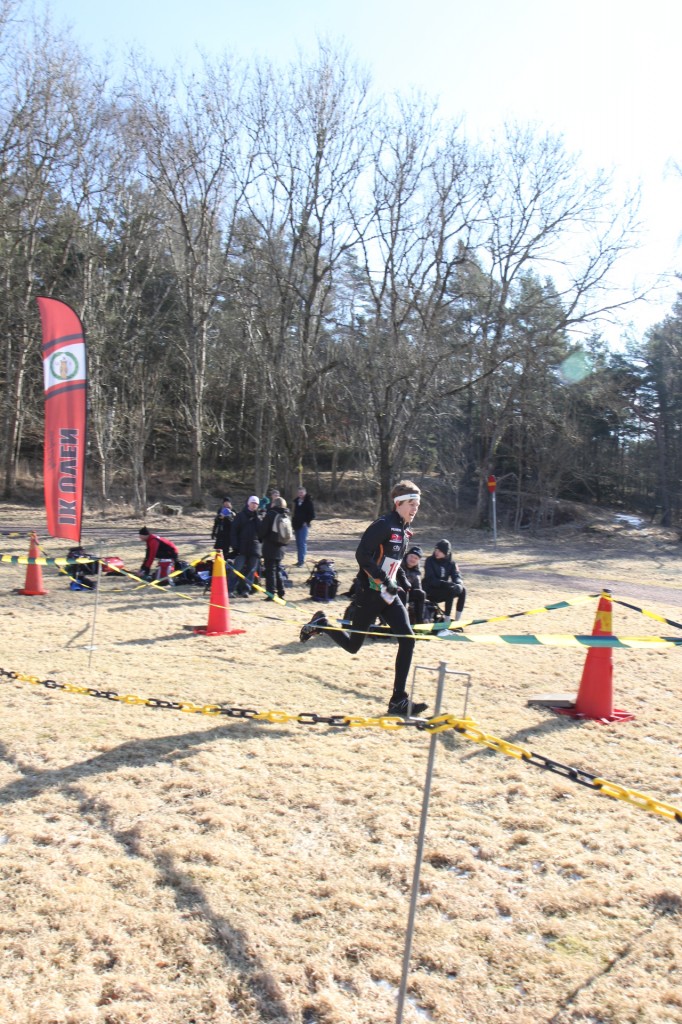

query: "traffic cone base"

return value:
[193, 551, 245, 638]
[18, 533, 47, 596]
[550, 705, 635, 724]
[193, 625, 246, 637]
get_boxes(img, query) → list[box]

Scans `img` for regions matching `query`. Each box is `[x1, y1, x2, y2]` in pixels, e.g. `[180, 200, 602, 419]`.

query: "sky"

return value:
[42, 0, 682, 345]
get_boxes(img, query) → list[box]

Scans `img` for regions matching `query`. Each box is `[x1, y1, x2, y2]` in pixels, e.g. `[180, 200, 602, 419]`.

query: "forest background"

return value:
[1, 0, 681, 529]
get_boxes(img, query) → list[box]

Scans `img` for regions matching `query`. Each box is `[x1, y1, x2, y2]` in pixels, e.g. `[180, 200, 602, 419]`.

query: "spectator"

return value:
[292, 486, 315, 567]
[299, 479, 428, 718]
[257, 496, 291, 600]
[211, 496, 234, 561]
[259, 487, 281, 512]
[138, 527, 181, 581]
[229, 496, 264, 597]
[423, 539, 466, 621]
[401, 545, 426, 624]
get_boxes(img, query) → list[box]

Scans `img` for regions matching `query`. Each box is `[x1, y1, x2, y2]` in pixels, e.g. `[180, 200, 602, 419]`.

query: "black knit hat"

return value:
[406, 545, 423, 557]
[435, 539, 451, 556]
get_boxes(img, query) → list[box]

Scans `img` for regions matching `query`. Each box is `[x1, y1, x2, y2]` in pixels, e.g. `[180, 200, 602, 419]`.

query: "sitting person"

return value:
[401, 545, 426, 624]
[423, 539, 466, 622]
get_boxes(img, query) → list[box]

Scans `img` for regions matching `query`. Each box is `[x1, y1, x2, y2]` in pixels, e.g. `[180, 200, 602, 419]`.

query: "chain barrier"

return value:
[2, 666, 680, 826]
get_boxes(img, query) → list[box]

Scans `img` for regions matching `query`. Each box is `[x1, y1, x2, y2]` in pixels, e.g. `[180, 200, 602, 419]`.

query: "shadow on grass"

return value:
[67, 781, 296, 1023]
[111, 632, 197, 646]
[0, 722, 291, 809]
[544, 906, 680, 1024]
[440, 710, 584, 759]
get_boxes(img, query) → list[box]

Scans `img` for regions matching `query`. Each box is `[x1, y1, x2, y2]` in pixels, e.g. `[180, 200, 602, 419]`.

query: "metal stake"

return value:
[86, 554, 104, 668]
[396, 664, 471, 1023]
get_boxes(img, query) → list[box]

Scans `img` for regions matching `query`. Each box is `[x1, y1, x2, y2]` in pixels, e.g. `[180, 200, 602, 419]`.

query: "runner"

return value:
[299, 480, 427, 717]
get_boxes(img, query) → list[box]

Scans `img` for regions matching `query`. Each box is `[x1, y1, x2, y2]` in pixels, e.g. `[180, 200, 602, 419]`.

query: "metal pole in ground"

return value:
[86, 552, 104, 669]
[396, 664, 471, 1023]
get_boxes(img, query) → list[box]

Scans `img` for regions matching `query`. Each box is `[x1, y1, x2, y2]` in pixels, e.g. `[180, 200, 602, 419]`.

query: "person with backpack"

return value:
[423, 539, 466, 621]
[299, 479, 428, 719]
[138, 527, 181, 581]
[257, 496, 292, 600]
[292, 486, 315, 567]
[229, 496, 264, 597]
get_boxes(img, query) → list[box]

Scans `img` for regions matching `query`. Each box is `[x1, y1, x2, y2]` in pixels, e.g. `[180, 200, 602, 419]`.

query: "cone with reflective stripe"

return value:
[18, 532, 47, 596]
[529, 590, 635, 722]
[193, 551, 245, 636]
[572, 591, 633, 722]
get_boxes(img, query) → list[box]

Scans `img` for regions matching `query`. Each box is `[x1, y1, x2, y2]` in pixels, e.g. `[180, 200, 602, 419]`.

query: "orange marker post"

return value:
[193, 551, 245, 637]
[17, 532, 47, 596]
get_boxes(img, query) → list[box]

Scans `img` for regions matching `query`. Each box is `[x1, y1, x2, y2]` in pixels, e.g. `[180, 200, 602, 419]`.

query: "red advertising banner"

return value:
[37, 298, 87, 542]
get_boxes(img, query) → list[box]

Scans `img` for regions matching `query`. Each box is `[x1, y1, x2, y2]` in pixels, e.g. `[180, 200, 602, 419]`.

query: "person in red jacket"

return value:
[138, 527, 180, 581]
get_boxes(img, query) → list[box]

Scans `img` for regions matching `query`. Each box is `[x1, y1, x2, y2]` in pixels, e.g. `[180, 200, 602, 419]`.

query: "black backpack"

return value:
[307, 558, 339, 601]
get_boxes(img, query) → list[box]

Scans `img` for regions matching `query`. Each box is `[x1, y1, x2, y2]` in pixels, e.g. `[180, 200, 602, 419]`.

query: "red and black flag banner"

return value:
[37, 297, 87, 542]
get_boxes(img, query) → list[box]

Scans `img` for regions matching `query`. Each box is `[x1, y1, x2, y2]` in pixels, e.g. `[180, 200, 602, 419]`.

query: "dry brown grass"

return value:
[1, 503, 681, 1024]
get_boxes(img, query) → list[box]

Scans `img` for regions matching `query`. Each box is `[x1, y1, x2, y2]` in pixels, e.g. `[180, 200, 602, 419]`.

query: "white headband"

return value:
[394, 493, 421, 504]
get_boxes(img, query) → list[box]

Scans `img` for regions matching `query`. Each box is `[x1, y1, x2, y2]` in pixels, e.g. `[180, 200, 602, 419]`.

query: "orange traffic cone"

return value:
[17, 532, 47, 596]
[571, 591, 633, 723]
[193, 551, 245, 637]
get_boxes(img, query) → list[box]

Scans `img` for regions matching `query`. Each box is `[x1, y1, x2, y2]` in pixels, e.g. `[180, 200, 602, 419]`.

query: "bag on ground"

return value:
[307, 558, 339, 601]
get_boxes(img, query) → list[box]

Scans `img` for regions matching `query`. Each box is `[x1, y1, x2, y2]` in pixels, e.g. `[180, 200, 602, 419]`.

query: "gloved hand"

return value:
[383, 578, 399, 595]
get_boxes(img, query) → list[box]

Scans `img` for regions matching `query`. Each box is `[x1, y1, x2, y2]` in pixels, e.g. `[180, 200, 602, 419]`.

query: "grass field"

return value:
[1, 504, 681, 1024]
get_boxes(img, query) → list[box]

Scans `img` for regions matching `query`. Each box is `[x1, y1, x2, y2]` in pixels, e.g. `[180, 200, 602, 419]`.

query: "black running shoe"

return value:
[299, 610, 329, 643]
[387, 697, 429, 717]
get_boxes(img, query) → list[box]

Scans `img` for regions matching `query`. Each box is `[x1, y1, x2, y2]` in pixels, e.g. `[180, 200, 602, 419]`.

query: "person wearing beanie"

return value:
[401, 545, 426, 624]
[299, 479, 428, 719]
[229, 496, 264, 596]
[423, 539, 466, 621]
[211, 496, 234, 560]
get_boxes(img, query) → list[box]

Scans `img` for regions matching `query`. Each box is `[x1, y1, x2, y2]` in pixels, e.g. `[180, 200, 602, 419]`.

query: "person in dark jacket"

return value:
[401, 545, 426, 624]
[292, 486, 315, 567]
[423, 539, 466, 621]
[257, 496, 291, 600]
[138, 527, 180, 581]
[299, 479, 428, 718]
[211, 496, 234, 560]
[229, 496, 264, 596]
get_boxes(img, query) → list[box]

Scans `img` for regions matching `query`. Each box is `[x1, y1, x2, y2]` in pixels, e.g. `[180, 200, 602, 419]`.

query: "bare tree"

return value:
[348, 96, 485, 508]
[467, 124, 641, 520]
[232, 42, 372, 495]
[0, 10, 104, 496]
[125, 54, 250, 504]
